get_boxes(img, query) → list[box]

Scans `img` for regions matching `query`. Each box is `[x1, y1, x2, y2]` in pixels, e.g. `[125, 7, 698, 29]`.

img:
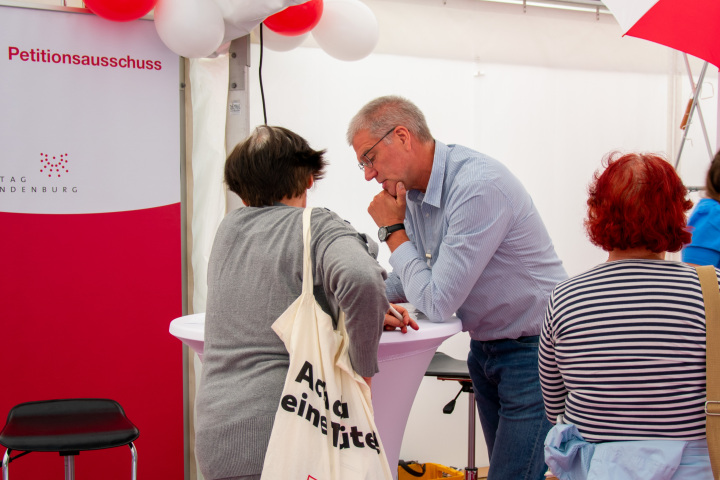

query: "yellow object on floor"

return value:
[398, 461, 464, 479]
[398, 462, 557, 480]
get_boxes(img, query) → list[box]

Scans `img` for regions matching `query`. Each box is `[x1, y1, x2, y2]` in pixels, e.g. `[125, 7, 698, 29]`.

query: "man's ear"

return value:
[307, 176, 314, 189]
[395, 126, 412, 151]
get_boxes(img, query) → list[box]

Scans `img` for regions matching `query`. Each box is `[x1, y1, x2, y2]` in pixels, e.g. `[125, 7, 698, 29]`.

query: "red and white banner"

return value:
[0, 5, 183, 479]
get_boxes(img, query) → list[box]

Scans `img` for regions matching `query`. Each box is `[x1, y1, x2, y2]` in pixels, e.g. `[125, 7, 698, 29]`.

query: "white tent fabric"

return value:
[188, 55, 230, 480]
[601, 0, 659, 31]
[189, 56, 229, 315]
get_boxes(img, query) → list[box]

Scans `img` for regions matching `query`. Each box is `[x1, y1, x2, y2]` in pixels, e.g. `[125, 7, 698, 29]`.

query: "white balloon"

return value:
[214, 0, 304, 29]
[251, 25, 309, 52]
[214, 0, 307, 45]
[311, 0, 379, 61]
[154, 0, 226, 58]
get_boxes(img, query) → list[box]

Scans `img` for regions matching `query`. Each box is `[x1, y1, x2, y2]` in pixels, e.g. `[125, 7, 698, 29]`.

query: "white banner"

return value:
[0, 5, 180, 214]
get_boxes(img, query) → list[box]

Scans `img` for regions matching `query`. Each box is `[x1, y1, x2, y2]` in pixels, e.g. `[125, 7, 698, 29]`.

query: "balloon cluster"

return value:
[264, 0, 379, 61]
[83, 0, 379, 61]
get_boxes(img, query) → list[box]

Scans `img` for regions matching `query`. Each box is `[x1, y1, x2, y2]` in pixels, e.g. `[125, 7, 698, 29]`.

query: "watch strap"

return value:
[385, 223, 405, 235]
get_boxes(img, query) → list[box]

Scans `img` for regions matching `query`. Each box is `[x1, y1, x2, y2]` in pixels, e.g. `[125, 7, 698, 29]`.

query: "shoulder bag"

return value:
[261, 207, 393, 480]
[698, 265, 720, 480]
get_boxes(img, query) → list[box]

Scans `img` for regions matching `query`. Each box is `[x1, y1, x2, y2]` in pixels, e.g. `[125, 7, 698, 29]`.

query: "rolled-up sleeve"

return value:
[320, 232, 389, 377]
[390, 180, 511, 323]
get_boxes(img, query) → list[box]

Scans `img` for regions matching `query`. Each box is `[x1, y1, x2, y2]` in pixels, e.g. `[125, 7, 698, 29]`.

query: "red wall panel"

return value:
[1, 204, 183, 479]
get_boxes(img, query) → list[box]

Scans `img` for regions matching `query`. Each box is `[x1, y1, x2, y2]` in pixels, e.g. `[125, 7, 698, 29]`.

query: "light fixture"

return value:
[477, 0, 610, 15]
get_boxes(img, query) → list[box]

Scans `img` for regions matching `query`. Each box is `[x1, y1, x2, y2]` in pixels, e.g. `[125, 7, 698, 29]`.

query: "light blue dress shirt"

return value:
[385, 141, 567, 341]
[545, 423, 712, 480]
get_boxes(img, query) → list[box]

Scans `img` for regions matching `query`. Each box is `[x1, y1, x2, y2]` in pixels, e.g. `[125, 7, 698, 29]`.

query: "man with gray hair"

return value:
[347, 95, 567, 480]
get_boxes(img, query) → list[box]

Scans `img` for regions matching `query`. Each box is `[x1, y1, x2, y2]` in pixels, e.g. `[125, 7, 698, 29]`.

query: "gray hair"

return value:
[246, 125, 272, 152]
[346, 95, 433, 145]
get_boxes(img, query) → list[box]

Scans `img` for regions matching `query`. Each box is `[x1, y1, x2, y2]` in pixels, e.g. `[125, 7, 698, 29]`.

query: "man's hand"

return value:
[383, 303, 420, 334]
[368, 182, 407, 227]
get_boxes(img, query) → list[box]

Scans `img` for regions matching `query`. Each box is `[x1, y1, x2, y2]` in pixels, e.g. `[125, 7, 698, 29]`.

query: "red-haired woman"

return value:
[539, 153, 720, 480]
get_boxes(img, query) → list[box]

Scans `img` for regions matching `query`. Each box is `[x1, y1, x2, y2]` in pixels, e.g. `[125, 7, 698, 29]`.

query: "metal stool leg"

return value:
[63, 455, 75, 480]
[465, 385, 478, 480]
[427, 354, 483, 479]
[2, 449, 9, 480]
[129, 442, 137, 480]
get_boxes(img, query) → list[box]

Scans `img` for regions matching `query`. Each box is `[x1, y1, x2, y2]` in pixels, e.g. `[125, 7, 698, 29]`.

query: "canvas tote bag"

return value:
[261, 207, 393, 480]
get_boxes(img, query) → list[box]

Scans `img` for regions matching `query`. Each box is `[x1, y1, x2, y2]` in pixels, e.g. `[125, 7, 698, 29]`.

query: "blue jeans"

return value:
[467, 336, 551, 480]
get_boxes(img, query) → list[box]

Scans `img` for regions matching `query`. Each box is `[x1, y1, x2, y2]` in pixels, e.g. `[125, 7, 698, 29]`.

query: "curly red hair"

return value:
[585, 152, 693, 253]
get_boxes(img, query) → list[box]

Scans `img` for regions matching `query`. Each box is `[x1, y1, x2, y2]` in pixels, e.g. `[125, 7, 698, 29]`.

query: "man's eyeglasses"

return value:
[357, 127, 396, 171]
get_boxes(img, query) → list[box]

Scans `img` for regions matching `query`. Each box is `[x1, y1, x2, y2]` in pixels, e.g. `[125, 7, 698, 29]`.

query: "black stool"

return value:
[425, 352, 478, 480]
[0, 399, 139, 480]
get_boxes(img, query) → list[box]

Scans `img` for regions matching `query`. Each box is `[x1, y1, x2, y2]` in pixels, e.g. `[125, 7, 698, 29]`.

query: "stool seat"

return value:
[1, 399, 139, 480]
[425, 351, 471, 380]
[0, 399, 139, 453]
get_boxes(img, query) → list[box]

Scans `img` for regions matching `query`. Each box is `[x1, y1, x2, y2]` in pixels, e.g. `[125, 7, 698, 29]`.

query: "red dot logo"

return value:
[39, 153, 70, 179]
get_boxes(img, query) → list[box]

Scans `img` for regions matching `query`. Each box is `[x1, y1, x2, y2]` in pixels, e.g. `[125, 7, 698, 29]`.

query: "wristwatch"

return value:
[378, 223, 405, 242]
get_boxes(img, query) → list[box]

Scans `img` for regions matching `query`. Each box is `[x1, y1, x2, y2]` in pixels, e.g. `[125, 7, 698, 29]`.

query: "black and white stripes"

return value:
[539, 260, 718, 442]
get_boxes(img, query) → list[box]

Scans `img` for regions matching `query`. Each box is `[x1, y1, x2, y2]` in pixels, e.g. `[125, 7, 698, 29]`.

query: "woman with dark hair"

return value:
[194, 126, 403, 480]
[539, 153, 720, 480]
[683, 151, 720, 267]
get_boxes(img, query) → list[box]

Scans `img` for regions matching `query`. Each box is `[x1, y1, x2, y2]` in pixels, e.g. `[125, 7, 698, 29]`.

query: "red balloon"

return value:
[84, 0, 158, 22]
[264, 0, 324, 36]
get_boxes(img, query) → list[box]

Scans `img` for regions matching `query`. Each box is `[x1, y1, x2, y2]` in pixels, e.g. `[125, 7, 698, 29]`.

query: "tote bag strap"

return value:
[302, 207, 350, 338]
[301, 207, 314, 295]
[697, 265, 720, 479]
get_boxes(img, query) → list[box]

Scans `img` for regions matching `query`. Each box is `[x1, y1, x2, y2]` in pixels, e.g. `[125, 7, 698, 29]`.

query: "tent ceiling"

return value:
[296, 0, 708, 75]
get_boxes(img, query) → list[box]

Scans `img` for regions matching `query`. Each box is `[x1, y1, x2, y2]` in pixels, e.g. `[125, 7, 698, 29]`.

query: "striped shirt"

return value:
[539, 259, 719, 442]
[386, 141, 567, 340]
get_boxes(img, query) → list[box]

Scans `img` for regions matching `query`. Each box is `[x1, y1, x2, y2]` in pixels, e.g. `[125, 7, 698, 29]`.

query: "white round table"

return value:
[169, 307, 462, 479]
[169, 312, 206, 361]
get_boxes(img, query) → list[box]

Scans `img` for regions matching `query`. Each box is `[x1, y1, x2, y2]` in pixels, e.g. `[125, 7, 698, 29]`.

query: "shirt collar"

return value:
[417, 140, 446, 208]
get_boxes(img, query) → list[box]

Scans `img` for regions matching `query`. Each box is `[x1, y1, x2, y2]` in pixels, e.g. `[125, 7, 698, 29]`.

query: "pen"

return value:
[389, 305, 404, 322]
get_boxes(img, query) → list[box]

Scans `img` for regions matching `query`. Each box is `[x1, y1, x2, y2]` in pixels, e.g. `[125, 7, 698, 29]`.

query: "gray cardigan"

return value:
[195, 205, 389, 479]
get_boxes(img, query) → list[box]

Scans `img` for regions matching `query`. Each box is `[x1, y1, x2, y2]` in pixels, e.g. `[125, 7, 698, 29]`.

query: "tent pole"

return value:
[225, 35, 251, 212]
[682, 55, 714, 160]
[675, 60, 709, 169]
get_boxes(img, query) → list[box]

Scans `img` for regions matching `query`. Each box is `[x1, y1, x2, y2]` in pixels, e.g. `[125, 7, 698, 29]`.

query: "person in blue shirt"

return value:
[346, 95, 567, 480]
[683, 151, 720, 267]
